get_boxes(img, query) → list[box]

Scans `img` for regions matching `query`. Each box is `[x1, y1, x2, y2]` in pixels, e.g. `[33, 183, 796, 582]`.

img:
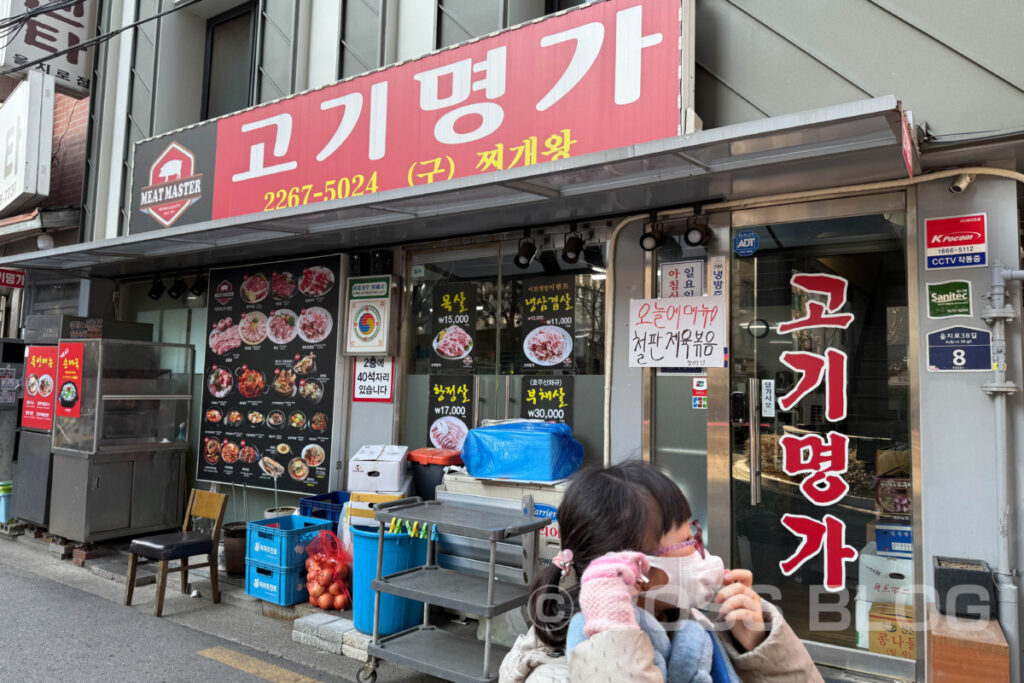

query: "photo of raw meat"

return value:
[297, 307, 333, 344]
[429, 416, 469, 450]
[238, 311, 267, 345]
[267, 309, 298, 345]
[240, 273, 269, 303]
[523, 325, 573, 366]
[208, 317, 241, 355]
[271, 271, 296, 299]
[432, 325, 473, 360]
[298, 266, 334, 297]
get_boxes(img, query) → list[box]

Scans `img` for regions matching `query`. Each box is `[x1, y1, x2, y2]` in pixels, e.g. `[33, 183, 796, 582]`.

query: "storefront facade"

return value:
[4, 1, 1024, 680]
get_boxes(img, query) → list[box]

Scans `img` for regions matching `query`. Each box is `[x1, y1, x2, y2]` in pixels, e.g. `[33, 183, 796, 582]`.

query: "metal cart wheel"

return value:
[356, 662, 378, 683]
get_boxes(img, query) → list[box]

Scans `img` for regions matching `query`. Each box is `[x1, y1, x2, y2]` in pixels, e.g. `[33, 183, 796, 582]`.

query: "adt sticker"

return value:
[927, 325, 991, 372]
[925, 214, 987, 270]
[734, 230, 759, 257]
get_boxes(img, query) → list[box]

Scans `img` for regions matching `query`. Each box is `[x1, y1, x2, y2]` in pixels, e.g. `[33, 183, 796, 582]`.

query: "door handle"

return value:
[747, 378, 762, 506]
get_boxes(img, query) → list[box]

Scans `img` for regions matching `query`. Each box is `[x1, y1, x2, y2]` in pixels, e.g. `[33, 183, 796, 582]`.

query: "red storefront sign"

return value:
[130, 0, 687, 232]
[21, 345, 57, 430]
[0, 268, 24, 288]
[55, 342, 84, 419]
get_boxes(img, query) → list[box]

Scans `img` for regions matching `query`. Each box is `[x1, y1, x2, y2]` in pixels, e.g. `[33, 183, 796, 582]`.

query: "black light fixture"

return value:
[639, 221, 665, 252]
[147, 278, 166, 300]
[167, 275, 188, 299]
[561, 225, 584, 264]
[683, 216, 712, 247]
[189, 274, 208, 297]
[514, 230, 538, 269]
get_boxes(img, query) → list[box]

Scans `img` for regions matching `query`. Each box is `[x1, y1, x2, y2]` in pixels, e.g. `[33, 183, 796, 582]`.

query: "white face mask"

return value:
[644, 551, 725, 610]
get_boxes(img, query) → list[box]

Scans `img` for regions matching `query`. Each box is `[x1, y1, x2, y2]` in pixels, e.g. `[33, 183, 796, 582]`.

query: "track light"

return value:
[514, 231, 538, 269]
[683, 218, 711, 247]
[147, 278, 166, 300]
[949, 173, 975, 194]
[562, 227, 584, 264]
[189, 274, 208, 297]
[167, 276, 188, 299]
[639, 222, 665, 252]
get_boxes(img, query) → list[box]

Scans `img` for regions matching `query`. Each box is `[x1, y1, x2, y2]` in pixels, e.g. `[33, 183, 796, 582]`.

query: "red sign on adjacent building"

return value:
[21, 345, 57, 430]
[131, 0, 687, 233]
[0, 268, 24, 288]
[55, 342, 84, 419]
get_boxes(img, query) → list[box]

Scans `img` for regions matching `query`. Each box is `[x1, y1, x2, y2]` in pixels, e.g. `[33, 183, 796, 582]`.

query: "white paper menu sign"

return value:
[628, 296, 727, 368]
[352, 356, 394, 402]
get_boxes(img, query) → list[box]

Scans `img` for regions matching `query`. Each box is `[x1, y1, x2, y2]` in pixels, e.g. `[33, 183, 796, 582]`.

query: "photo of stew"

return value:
[238, 368, 265, 399]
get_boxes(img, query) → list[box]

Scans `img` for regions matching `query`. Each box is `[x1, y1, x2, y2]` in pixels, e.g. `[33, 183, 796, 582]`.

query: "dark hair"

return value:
[527, 466, 658, 648]
[606, 461, 692, 539]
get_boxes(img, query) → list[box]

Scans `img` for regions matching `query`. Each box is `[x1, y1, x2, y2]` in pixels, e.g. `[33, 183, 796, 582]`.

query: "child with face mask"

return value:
[500, 462, 822, 683]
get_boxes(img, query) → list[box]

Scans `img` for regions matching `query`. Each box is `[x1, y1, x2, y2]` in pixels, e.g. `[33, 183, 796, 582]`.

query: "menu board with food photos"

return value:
[430, 282, 477, 373]
[198, 255, 340, 494]
[520, 275, 576, 372]
[427, 376, 474, 452]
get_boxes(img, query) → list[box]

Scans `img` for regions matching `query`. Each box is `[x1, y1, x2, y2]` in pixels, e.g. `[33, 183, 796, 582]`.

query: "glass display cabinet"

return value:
[49, 340, 195, 543]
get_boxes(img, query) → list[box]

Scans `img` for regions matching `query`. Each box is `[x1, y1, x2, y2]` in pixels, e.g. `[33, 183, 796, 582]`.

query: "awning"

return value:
[0, 96, 911, 278]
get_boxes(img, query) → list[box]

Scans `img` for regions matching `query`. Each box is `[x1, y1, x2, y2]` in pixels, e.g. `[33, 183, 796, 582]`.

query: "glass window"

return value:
[438, 0, 502, 48]
[203, 4, 255, 119]
[340, 0, 381, 79]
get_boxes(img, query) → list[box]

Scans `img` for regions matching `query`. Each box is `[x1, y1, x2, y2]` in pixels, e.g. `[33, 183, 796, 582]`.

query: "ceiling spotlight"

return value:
[514, 231, 538, 269]
[562, 228, 584, 264]
[949, 173, 976, 194]
[683, 218, 711, 247]
[167, 276, 188, 299]
[36, 228, 54, 250]
[147, 278, 166, 300]
[189, 274, 208, 297]
[639, 221, 665, 252]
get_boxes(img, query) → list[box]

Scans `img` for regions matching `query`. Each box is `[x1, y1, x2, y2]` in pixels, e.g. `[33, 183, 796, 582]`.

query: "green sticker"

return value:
[927, 280, 972, 318]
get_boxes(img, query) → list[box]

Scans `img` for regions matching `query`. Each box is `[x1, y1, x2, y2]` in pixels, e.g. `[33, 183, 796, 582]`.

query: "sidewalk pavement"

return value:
[0, 531, 440, 683]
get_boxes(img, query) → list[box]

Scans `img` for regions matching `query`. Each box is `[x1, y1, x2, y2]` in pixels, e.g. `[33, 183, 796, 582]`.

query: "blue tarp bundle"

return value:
[461, 422, 583, 481]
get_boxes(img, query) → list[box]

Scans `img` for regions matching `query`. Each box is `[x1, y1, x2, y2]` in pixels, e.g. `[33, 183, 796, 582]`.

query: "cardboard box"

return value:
[347, 475, 413, 526]
[875, 522, 913, 559]
[348, 444, 409, 492]
[859, 542, 914, 604]
[875, 476, 912, 520]
[868, 602, 916, 659]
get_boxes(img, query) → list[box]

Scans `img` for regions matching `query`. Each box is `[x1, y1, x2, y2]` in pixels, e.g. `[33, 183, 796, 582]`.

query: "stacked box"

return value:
[245, 514, 332, 605]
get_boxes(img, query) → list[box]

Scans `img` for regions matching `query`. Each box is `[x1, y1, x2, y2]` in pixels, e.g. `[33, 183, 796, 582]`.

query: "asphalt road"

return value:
[0, 557, 354, 683]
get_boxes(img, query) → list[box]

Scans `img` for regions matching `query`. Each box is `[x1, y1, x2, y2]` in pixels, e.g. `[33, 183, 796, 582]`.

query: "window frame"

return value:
[201, 1, 258, 121]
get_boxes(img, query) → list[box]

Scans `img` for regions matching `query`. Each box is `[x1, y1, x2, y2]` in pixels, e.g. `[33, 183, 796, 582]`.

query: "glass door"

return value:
[726, 208, 915, 671]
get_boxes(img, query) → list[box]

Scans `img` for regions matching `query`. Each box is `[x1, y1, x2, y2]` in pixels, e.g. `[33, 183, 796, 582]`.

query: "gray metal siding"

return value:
[694, 0, 1024, 134]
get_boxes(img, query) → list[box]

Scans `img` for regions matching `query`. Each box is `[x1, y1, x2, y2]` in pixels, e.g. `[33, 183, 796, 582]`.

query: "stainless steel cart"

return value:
[360, 497, 549, 683]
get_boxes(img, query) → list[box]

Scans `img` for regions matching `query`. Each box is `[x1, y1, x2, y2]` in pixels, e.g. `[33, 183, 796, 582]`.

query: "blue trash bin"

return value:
[0, 481, 11, 525]
[351, 525, 427, 636]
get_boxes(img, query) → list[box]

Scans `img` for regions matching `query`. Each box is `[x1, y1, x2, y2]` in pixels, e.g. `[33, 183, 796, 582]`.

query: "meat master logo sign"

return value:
[138, 142, 204, 227]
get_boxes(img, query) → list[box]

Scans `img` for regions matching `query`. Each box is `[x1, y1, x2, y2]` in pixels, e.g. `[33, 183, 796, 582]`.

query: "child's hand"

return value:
[579, 551, 650, 637]
[714, 582, 767, 652]
[723, 568, 753, 588]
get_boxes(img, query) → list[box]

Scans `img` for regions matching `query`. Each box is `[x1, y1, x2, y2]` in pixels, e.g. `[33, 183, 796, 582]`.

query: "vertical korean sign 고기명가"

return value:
[773, 274, 858, 592]
[55, 342, 83, 418]
[427, 376, 474, 452]
[431, 282, 477, 373]
[22, 345, 57, 430]
[129, 0, 689, 233]
[521, 275, 575, 371]
[200, 256, 340, 494]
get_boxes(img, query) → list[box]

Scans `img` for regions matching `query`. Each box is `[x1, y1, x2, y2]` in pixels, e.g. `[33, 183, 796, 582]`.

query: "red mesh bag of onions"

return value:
[305, 530, 353, 611]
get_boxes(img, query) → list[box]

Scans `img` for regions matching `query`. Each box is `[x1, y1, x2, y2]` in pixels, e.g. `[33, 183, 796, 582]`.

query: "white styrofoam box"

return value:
[855, 598, 871, 649]
[443, 472, 567, 564]
[348, 444, 409, 492]
[859, 542, 914, 605]
[347, 475, 413, 526]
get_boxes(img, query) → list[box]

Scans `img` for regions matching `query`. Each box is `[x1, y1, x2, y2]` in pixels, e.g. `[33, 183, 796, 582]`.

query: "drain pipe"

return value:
[982, 261, 1024, 682]
[603, 213, 648, 467]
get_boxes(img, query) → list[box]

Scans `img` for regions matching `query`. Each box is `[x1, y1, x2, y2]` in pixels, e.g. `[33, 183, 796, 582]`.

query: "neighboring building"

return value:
[4, 1, 1024, 680]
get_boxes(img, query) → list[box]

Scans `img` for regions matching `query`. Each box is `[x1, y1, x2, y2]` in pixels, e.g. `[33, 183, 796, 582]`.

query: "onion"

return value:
[309, 582, 326, 599]
[317, 568, 333, 587]
[317, 593, 333, 610]
[328, 581, 343, 596]
[333, 593, 349, 610]
[337, 564, 350, 581]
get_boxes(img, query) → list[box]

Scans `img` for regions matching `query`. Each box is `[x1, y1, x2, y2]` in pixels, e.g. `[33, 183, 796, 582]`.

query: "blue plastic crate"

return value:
[245, 558, 308, 606]
[299, 491, 351, 524]
[246, 515, 332, 568]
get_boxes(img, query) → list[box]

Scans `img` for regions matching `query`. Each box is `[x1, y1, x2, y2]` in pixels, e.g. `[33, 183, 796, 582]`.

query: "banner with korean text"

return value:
[129, 0, 690, 233]
[628, 296, 726, 368]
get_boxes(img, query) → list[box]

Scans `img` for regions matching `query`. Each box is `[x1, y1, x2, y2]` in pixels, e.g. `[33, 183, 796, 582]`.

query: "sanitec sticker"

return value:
[925, 213, 987, 270]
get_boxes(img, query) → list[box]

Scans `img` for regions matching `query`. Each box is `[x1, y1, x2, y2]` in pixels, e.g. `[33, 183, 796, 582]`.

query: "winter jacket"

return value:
[499, 601, 823, 683]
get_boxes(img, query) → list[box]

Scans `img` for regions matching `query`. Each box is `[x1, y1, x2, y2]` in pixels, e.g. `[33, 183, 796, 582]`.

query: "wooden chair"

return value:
[124, 489, 228, 617]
